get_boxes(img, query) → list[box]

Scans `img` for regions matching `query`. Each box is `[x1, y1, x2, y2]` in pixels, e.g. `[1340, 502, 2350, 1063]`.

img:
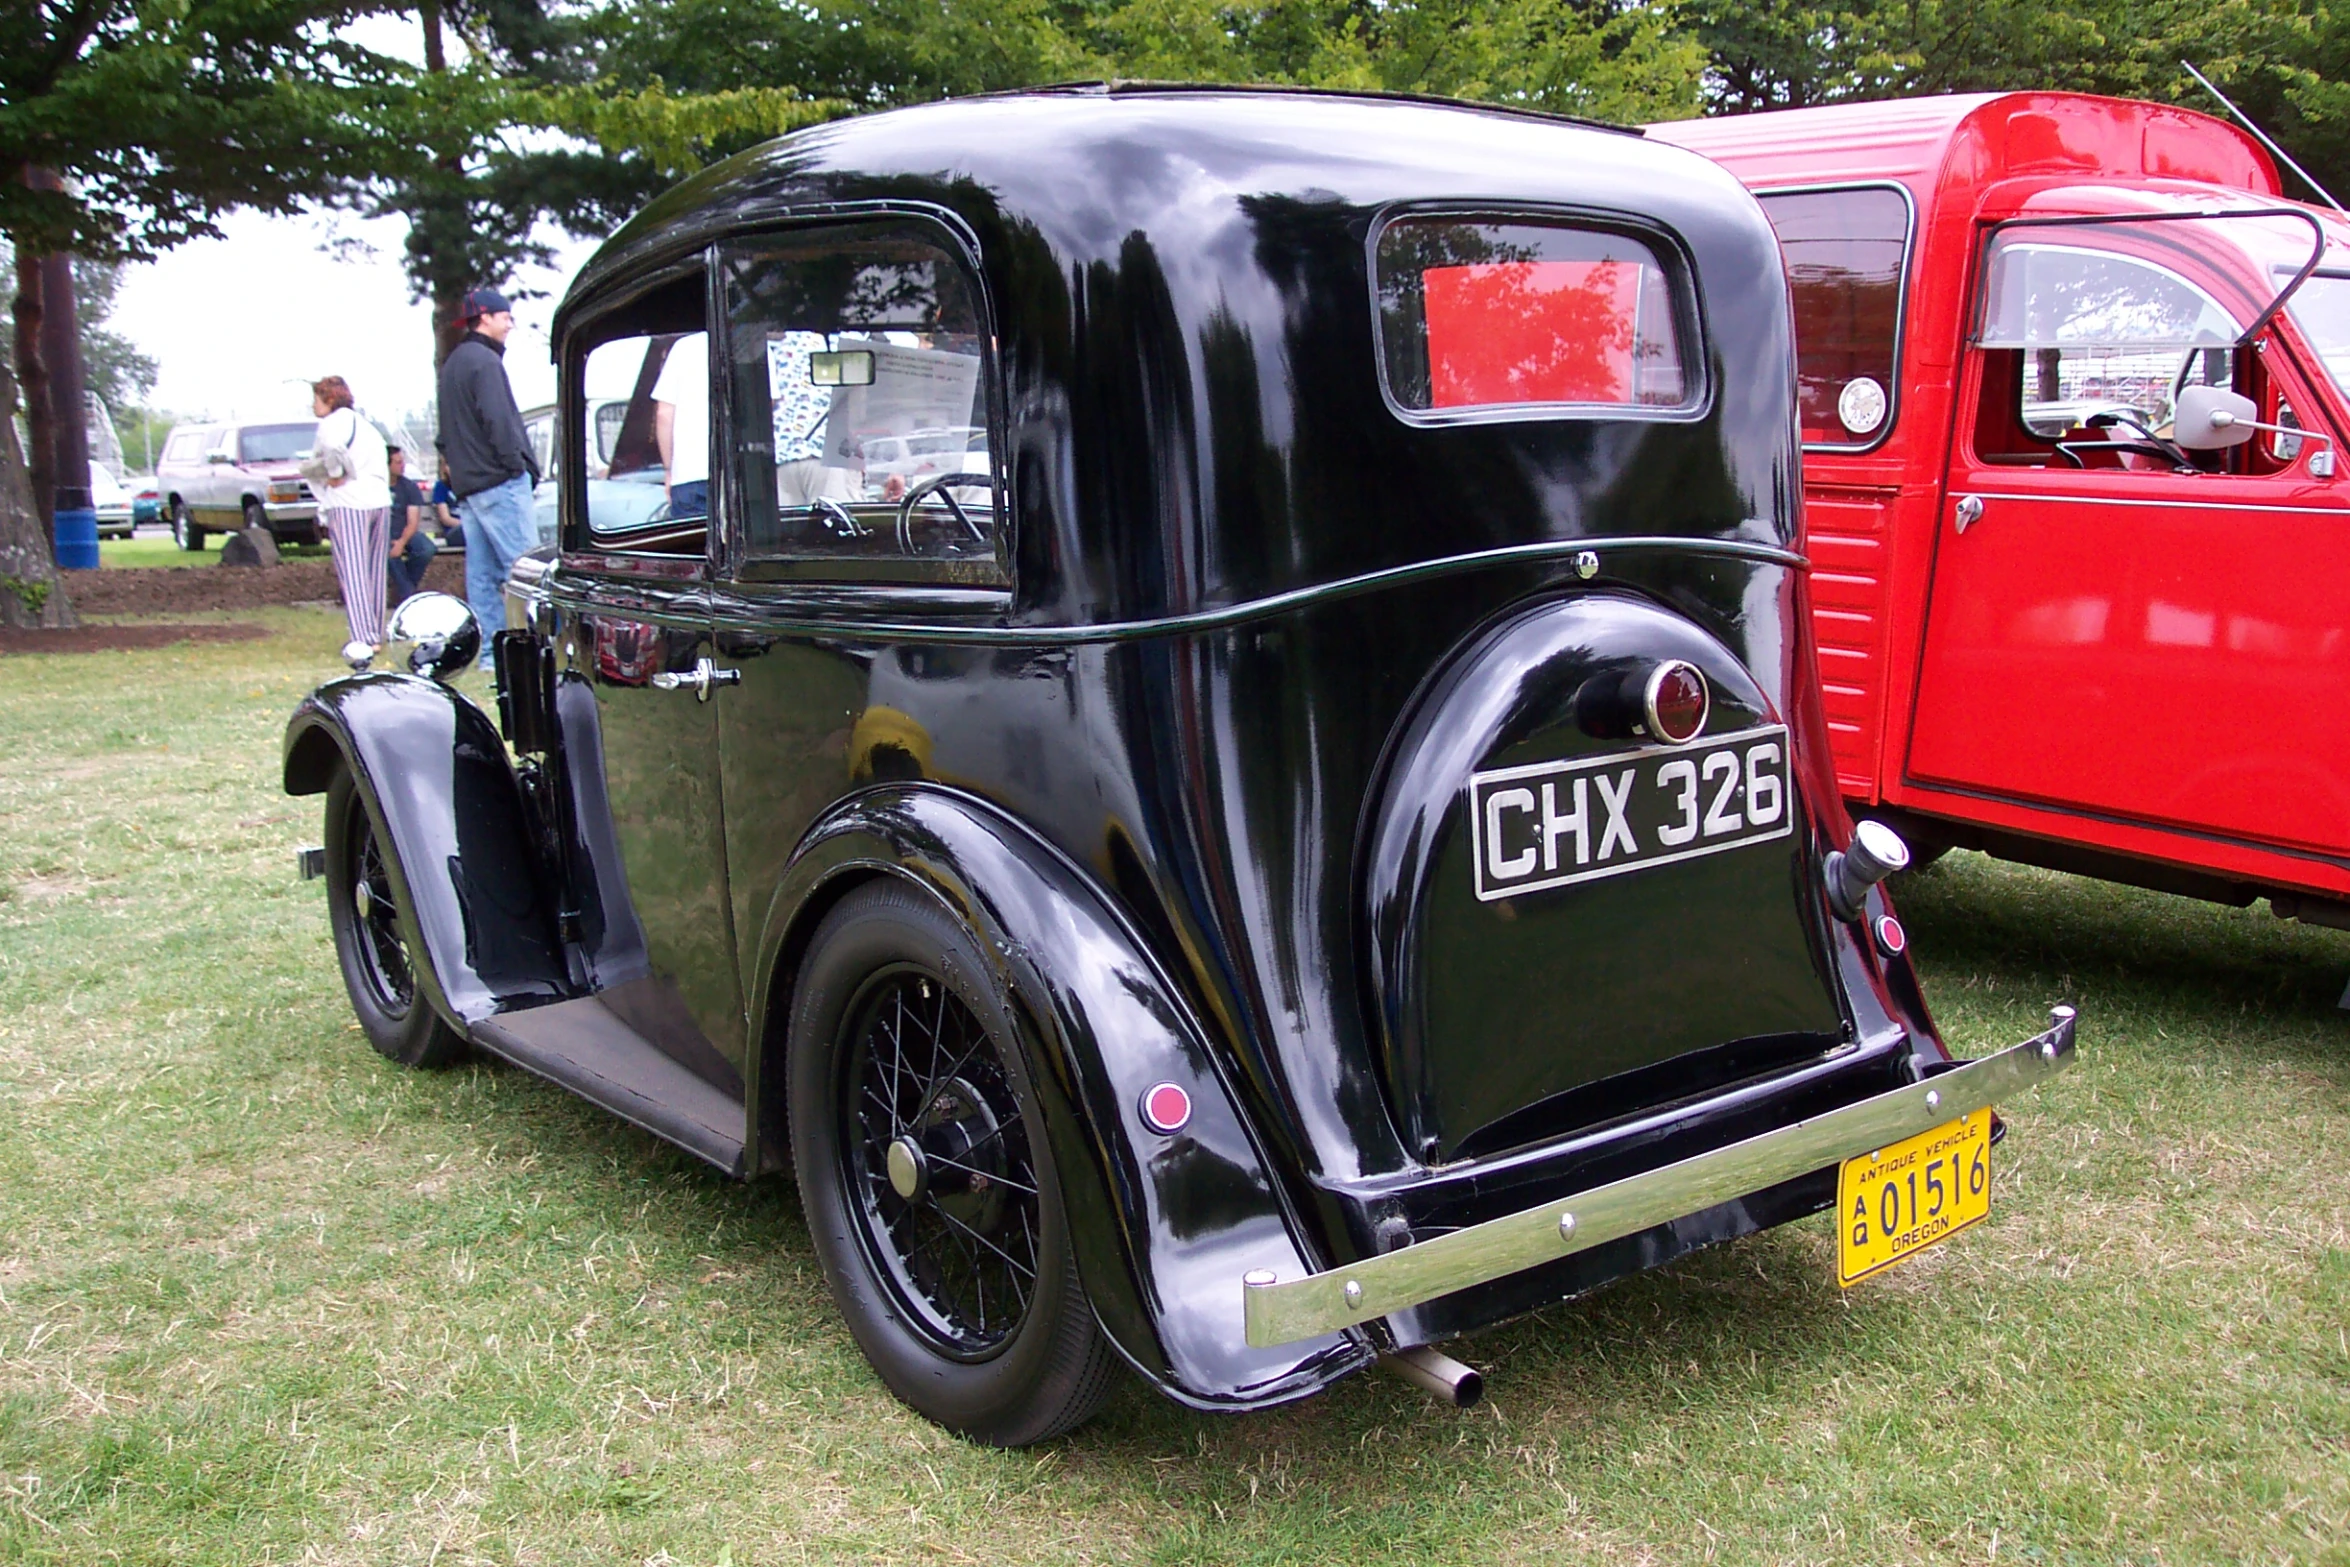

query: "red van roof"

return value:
[1649, 92, 2280, 199]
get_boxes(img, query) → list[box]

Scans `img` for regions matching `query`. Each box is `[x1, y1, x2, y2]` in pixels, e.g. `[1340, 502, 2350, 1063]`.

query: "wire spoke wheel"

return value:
[839, 967, 1041, 1361]
[322, 768, 464, 1070]
[344, 790, 415, 1016]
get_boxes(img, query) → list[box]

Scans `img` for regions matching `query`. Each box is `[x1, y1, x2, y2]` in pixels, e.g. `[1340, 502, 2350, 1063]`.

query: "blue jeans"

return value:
[388, 529, 437, 603]
[461, 473, 537, 669]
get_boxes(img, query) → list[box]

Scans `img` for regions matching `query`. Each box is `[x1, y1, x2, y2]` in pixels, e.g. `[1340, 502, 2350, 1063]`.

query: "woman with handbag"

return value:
[305, 375, 392, 655]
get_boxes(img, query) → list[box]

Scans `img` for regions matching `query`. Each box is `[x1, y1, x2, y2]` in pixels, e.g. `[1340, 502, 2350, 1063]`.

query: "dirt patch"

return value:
[0, 622, 272, 656]
[55, 552, 467, 616]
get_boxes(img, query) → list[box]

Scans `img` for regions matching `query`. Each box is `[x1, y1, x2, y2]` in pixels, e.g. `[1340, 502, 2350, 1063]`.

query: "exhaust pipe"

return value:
[1377, 1345, 1483, 1408]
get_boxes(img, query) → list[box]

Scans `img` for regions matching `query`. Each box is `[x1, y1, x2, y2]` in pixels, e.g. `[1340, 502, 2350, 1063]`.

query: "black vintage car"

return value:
[285, 85, 2076, 1445]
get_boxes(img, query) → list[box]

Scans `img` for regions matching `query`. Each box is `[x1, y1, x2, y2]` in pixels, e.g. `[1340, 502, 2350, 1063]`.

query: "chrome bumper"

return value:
[1243, 1007, 2077, 1348]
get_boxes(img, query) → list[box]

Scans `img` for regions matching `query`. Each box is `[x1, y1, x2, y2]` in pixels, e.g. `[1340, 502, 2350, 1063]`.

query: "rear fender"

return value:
[764, 786, 1371, 1411]
[284, 674, 569, 1024]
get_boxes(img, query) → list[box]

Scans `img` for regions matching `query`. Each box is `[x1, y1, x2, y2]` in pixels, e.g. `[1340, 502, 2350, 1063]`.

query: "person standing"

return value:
[435, 287, 540, 665]
[311, 375, 392, 653]
[432, 458, 465, 550]
[652, 331, 710, 519]
[385, 446, 436, 604]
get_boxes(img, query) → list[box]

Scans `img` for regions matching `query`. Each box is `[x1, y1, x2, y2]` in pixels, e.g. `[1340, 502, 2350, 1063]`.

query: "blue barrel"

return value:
[53, 506, 99, 570]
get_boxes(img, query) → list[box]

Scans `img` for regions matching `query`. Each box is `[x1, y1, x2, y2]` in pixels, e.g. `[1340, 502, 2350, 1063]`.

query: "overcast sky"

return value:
[106, 15, 603, 433]
[111, 211, 601, 427]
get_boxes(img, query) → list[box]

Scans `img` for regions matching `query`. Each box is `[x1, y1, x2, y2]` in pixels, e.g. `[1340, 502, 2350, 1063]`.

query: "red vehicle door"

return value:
[1908, 217, 2350, 857]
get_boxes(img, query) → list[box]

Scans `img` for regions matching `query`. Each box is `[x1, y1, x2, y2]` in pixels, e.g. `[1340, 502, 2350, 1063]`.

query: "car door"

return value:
[556, 258, 749, 1089]
[706, 220, 1010, 995]
[1908, 220, 2350, 856]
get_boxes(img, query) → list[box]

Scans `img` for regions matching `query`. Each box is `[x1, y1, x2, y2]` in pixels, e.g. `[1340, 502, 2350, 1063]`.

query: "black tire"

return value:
[242, 498, 269, 535]
[171, 499, 203, 551]
[788, 880, 1118, 1445]
[323, 769, 467, 1068]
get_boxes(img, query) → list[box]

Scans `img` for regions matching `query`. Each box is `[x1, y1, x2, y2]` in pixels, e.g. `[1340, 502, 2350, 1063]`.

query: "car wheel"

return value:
[788, 880, 1118, 1446]
[323, 768, 467, 1069]
[243, 498, 269, 534]
[171, 499, 204, 551]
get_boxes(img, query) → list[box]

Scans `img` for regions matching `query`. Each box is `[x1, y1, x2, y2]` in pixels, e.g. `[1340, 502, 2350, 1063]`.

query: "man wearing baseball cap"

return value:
[434, 286, 541, 668]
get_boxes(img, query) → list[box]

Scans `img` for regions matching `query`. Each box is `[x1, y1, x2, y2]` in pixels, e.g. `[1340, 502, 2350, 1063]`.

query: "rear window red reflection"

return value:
[1378, 218, 1691, 415]
[1424, 261, 1641, 406]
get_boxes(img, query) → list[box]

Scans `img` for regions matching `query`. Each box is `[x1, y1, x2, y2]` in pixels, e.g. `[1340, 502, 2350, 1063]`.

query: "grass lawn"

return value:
[96, 534, 334, 569]
[1, 610, 2344, 1565]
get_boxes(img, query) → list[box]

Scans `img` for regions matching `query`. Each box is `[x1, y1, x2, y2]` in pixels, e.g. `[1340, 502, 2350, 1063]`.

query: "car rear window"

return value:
[1375, 216, 1693, 416]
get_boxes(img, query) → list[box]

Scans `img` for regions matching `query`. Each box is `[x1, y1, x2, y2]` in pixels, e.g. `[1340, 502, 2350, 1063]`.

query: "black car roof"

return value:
[564, 87, 1717, 315]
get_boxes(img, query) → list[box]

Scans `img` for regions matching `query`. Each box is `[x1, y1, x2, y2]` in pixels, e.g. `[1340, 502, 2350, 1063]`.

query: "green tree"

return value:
[362, 1, 833, 367]
[0, 0, 403, 627]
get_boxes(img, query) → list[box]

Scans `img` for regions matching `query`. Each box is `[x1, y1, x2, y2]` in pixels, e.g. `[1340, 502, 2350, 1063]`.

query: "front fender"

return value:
[767, 786, 1371, 1411]
[284, 673, 569, 1024]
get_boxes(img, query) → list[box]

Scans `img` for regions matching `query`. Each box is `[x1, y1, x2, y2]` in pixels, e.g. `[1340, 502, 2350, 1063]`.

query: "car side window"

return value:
[722, 223, 1001, 580]
[1973, 236, 2251, 471]
[568, 271, 710, 556]
[1755, 187, 1910, 448]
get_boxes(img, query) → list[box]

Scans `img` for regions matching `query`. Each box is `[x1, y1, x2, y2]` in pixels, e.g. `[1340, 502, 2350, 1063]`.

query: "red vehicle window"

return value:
[1376, 218, 1690, 415]
[1755, 188, 1910, 448]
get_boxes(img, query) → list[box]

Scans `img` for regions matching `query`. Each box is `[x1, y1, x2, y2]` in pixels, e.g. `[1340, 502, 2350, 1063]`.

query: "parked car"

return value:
[130, 476, 163, 528]
[284, 86, 2076, 1446]
[156, 419, 322, 549]
[1654, 92, 2350, 940]
[525, 398, 653, 546]
[90, 466, 134, 539]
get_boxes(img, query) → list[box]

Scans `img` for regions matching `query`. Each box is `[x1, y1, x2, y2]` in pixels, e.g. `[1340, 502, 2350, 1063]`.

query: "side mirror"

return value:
[384, 591, 481, 681]
[2172, 385, 2260, 450]
[205, 449, 232, 464]
[809, 349, 876, 387]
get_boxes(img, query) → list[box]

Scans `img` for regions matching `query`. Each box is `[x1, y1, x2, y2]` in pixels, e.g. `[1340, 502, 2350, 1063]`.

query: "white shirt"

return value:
[651, 332, 710, 487]
[314, 406, 390, 512]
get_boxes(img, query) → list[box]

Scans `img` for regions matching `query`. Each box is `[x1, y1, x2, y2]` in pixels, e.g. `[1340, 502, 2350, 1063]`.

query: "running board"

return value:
[470, 996, 749, 1177]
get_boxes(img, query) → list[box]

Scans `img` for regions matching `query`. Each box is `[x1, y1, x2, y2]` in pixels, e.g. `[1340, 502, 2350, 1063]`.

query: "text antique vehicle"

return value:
[1654, 94, 2350, 943]
[283, 87, 2076, 1444]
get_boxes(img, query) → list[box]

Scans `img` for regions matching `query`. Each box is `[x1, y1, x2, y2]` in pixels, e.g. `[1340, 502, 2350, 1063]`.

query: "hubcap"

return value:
[841, 971, 1040, 1360]
[886, 1136, 927, 1200]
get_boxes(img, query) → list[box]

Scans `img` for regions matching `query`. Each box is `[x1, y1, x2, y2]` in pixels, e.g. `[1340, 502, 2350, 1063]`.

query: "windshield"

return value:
[239, 423, 316, 463]
[2287, 274, 2350, 400]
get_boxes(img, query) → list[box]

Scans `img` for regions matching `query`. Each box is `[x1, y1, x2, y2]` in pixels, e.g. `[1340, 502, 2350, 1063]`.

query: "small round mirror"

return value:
[384, 592, 481, 681]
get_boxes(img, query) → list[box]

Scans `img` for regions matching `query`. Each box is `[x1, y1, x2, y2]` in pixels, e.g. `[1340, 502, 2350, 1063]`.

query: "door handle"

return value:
[1953, 494, 1984, 533]
[649, 657, 742, 701]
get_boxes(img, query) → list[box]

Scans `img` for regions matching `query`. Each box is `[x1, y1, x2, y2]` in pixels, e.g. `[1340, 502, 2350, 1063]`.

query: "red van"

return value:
[1653, 94, 2350, 939]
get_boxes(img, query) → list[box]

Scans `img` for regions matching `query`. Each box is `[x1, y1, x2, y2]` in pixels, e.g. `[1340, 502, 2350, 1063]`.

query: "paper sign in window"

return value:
[1423, 260, 1641, 407]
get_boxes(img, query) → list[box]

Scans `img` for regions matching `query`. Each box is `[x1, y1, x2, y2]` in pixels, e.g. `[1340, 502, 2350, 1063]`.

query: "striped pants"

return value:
[322, 506, 389, 647]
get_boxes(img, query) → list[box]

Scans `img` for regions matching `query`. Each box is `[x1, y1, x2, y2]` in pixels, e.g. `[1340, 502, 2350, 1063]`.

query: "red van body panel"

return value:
[1653, 96, 2350, 914]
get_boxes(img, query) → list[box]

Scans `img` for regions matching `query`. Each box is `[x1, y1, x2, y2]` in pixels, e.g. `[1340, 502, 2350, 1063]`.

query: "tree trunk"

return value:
[421, 2, 469, 371]
[40, 250, 93, 520]
[13, 243, 52, 535]
[0, 355, 76, 628]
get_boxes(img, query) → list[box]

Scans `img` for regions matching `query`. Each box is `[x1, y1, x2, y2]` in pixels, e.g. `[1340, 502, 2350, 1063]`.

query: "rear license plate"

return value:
[1836, 1109, 1992, 1286]
[1469, 725, 1793, 901]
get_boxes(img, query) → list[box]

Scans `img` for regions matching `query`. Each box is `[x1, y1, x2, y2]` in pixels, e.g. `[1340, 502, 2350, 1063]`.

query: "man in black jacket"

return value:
[435, 287, 540, 666]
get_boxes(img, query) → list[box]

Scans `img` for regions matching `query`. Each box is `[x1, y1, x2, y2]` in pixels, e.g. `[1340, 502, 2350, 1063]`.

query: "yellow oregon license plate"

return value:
[1836, 1109, 1992, 1287]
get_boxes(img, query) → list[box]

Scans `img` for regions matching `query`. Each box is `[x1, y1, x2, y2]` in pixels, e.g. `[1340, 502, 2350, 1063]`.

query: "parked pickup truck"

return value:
[156, 419, 323, 549]
[1655, 93, 2350, 948]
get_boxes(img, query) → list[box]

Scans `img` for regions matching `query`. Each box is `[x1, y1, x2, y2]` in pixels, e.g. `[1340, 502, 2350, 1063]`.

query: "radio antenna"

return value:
[2183, 60, 2348, 215]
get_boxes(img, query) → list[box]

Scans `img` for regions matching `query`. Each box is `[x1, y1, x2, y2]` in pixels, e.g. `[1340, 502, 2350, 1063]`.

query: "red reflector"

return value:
[1874, 915, 1907, 956]
[1645, 662, 1709, 744]
[1140, 1082, 1192, 1135]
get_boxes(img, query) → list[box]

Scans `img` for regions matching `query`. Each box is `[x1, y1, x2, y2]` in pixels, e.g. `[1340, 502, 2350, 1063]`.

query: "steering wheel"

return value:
[894, 471, 998, 556]
[2052, 410, 2193, 471]
[2085, 409, 2193, 468]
